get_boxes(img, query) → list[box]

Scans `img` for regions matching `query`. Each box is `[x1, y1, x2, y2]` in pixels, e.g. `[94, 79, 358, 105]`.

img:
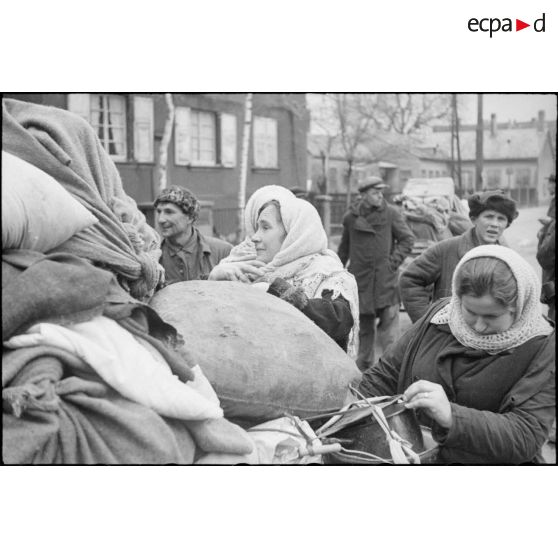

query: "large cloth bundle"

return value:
[150, 281, 361, 426]
[2, 98, 161, 300]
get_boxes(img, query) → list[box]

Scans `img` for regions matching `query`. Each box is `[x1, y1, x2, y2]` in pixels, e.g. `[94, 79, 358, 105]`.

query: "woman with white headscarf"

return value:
[359, 244, 555, 464]
[209, 185, 359, 358]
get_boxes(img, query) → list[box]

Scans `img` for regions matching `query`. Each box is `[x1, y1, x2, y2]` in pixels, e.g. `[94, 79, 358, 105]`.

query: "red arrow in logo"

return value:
[516, 19, 530, 31]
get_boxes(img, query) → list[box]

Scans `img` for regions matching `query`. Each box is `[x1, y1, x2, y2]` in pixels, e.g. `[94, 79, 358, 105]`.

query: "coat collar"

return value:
[162, 227, 212, 256]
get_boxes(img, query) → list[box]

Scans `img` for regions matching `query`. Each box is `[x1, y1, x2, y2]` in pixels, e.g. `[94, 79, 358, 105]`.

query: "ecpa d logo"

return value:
[468, 13, 546, 37]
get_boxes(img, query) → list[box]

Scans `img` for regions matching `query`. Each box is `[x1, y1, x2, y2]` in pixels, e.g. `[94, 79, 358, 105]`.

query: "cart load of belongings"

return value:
[400, 196, 451, 257]
[2, 99, 361, 465]
[2, 99, 250, 464]
[402, 177, 472, 239]
[195, 391, 439, 464]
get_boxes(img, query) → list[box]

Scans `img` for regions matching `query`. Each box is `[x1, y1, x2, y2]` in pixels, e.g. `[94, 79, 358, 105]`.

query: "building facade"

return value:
[4, 93, 309, 238]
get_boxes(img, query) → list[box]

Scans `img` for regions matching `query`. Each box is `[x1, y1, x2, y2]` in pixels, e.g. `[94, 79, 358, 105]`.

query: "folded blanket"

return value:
[2, 345, 196, 464]
[2, 250, 113, 341]
[5, 317, 223, 421]
[2, 98, 161, 299]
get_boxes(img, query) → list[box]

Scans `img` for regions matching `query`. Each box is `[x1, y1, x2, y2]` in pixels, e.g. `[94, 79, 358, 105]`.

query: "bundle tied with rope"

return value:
[313, 387, 438, 464]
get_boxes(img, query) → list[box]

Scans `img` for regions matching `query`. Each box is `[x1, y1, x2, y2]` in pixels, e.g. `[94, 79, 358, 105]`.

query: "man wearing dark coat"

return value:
[338, 176, 415, 371]
[399, 190, 518, 323]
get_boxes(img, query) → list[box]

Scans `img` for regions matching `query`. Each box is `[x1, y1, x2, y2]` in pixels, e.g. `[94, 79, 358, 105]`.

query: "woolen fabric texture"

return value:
[2, 98, 162, 299]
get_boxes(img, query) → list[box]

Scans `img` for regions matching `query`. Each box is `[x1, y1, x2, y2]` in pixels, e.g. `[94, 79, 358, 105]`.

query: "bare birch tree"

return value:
[237, 93, 253, 240]
[156, 93, 175, 193]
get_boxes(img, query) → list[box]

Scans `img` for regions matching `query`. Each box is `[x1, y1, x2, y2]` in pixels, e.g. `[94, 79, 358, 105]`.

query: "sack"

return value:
[448, 212, 472, 236]
[150, 281, 361, 426]
[1, 151, 98, 252]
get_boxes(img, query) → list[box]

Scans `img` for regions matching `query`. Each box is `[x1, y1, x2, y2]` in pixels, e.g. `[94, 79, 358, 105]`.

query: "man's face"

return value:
[155, 202, 194, 242]
[364, 188, 383, 207]
[472, 210, 508, 244]
[548, 180, 555, 198]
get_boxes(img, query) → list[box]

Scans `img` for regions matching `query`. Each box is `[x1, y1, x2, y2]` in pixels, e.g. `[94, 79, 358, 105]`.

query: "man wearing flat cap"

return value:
[154, 185, 232, 285]
[338, 176, 415, 370]
[400, 189, 519, 323]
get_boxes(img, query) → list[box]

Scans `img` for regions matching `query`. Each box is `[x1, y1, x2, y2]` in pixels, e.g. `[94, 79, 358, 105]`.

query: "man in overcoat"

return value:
[338, 176, 415, 370]
[399, 190, 518, 323]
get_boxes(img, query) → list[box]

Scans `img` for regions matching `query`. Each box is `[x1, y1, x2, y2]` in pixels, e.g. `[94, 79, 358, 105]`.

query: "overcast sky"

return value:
[457, 94, 557, 125]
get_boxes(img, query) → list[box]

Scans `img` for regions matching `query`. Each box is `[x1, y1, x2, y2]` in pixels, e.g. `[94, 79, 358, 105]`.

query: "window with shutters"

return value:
[133, 96, 154, 163]
[191, 110, 217, 165]
[90, 94, 127, 161]
[174, 107, 191, 166]
[253, 116, 278, 168]
[67, 93, 128, 162]
[174, 108, 236, 168]
[220, 113, 237, 167]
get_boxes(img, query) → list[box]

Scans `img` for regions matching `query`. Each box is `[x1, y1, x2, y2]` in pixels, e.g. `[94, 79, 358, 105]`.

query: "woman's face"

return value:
[461, 294, 515, 334]
[252, 204, 287, 263]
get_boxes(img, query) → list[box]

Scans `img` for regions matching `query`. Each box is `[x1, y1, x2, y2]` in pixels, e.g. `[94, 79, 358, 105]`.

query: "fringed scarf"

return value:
[431, 244, 553, 354]
[223, 185, 360, 357]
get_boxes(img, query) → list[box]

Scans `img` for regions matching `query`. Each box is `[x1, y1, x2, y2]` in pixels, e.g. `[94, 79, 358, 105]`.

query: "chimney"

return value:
[537, 110, 545, 132]
[490, 113, 497, 137]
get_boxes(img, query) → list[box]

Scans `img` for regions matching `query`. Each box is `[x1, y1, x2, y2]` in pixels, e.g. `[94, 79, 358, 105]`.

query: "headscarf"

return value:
[431, 244, 553, 354]
[223, 185, 360, 357]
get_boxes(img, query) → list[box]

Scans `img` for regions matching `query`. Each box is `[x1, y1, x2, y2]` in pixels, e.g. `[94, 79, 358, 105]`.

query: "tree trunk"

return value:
[475, 94, 484, 192]
[345, 160, 353, 209]
[157, 93, 175, 193]
[238, 93, 253, 240]
[453, 94, 463, 197]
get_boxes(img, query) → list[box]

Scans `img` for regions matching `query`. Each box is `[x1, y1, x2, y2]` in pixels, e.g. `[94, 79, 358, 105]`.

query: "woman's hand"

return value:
[208, 261, 265, 283]
[402, 380, 452, 429]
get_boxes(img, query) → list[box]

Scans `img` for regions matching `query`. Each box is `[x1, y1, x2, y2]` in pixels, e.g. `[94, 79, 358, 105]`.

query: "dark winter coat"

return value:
[537, 219, 555, 289]
[359, 300, 556, 464]
[160, 228, 232, 284]
[400, 227, 505, 323]
[338, 199, 415, 314]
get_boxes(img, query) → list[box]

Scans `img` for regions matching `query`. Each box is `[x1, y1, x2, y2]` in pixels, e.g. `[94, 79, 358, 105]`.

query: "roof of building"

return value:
[308, 120, 555, 166]
[429, 124, 555, 161]
[308, 133, 449, 162]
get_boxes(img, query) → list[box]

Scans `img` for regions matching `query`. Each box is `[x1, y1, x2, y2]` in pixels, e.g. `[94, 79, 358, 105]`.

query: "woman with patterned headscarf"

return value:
[359, 244, 555, 464]
[209, 185, 359, 357]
